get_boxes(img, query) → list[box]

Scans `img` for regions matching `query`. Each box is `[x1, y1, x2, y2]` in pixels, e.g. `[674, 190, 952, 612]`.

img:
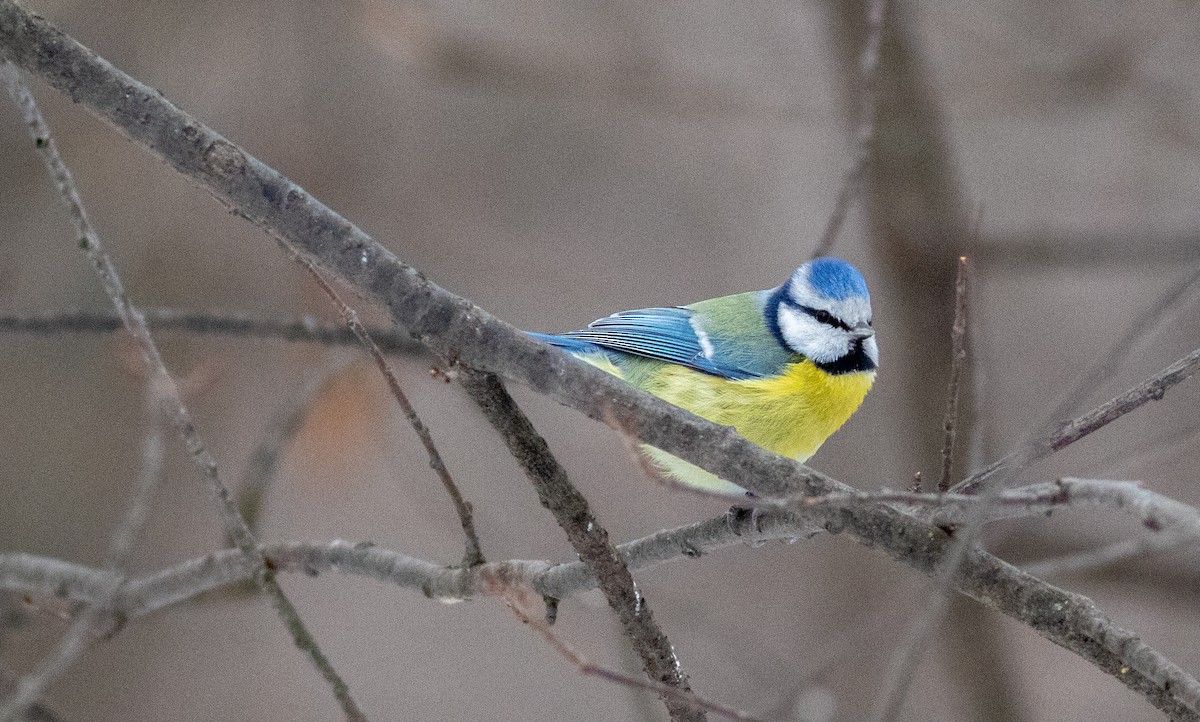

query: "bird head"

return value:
[769, 257, 878, 372]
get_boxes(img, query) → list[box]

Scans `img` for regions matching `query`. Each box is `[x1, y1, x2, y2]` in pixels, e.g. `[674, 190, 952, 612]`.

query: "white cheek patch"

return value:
[778, 307, 850, 362]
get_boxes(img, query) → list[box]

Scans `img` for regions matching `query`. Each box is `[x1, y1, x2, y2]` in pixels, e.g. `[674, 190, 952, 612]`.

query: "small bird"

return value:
[531, 257, 877, 495]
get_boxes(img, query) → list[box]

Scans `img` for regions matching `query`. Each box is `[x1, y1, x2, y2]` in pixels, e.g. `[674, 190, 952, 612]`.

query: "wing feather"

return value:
[533, 307, 761, 380]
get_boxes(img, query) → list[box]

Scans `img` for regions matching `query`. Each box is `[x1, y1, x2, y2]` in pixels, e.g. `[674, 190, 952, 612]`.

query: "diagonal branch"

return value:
[291, 249, 485, 567]
[0, 2, 822, 504]
[460, 371, 703, 722]
[952, 347, 1200, 494]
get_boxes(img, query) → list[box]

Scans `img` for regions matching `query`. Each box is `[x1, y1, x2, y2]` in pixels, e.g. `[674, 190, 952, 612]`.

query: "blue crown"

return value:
[807, 257, 869, 301]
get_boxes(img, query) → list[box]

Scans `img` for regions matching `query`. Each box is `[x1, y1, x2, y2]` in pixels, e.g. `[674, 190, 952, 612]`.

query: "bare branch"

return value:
[291, 249, 484, 567]
[0, 60, 365, 722]
[811, 0, 888, 258]
[484, 571, 763, 722]
[0, 63, 165, 722]
[952, 345, 1200, 494]
[460, 371, 704, 722]
[808, 478, 1200, 532]
[1025, 527, 1199, 579]
[954, 262, 1200, 497]
[0, 308, 422, 353]
[4, 493, 1200, 719]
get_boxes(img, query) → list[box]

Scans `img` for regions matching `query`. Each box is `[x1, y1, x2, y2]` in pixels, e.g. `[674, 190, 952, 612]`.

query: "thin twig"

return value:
[955, 266, 1200, 496]
[938, 256, 970, 491]
[810, 0, 887, 258]
[0, 64, 168, 722]
[0, 62, 366, 722]
[0, 376, 164, 721]
[235, 362, 347, 537]
[1024, 527, 1199, 579]
[1016, 478, 1200, 578]
[290, 249, 484, 567]
[874, 247, 965, 718]
[478, 569, 762, 722]
[460, 371, 704, 722]
[952, 345, 1200, 494]
[1039, 263, 1200, 445]
[0, 308, 422, 353]
[806, 479, 1200, 532]
[107, 387, 167, 572]
[0, 670, 65, 722]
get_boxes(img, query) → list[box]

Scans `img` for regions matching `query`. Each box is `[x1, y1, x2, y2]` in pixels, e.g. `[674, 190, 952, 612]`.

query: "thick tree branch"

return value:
[460, 371, 702, 722]
[2, 7, 1198, 717]
[0, 2, 822, 504]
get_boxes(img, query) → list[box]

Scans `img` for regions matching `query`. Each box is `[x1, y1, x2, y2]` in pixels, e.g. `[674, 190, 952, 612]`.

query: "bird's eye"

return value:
[812, 309, 836, 326]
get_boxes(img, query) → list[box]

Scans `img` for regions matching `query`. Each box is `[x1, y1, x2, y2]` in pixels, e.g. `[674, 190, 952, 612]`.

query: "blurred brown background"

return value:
[2, 0, 1200, 720]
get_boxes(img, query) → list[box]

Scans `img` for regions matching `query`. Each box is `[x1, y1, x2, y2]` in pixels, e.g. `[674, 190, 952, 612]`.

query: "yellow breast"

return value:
[582, 352, 874, 494]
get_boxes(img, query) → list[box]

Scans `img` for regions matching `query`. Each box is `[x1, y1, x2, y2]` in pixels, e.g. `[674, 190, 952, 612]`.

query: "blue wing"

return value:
[531, 307, 762, 380]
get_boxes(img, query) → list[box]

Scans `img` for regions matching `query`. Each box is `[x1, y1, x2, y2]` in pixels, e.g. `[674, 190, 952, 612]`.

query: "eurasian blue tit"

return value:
[531, 257, 877, 494]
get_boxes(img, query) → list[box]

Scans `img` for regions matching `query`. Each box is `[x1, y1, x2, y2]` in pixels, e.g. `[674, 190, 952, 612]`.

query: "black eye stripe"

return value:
[783, 299, 852, 332]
